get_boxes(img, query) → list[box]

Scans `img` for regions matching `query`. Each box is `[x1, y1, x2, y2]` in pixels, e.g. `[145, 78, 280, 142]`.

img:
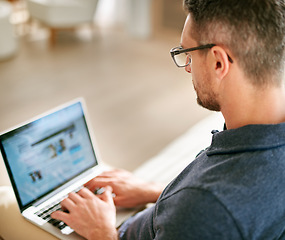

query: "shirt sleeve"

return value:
[153, 188, 243, 240]
[118, 206, 156, 240]
[119, 188, 243, 240]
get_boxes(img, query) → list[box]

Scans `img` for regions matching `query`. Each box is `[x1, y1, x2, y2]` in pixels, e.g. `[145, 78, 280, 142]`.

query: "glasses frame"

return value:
[170, 44, 233, 67]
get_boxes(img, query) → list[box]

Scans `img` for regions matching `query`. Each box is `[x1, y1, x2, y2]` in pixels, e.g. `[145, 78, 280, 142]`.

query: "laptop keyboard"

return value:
[34, 186, 104, 233]
[35, 186, 84, 232]
[35, 199, 69, 230]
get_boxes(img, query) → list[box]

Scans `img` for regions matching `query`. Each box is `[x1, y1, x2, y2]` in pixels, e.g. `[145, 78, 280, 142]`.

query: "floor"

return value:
[0, 12, 211, 171]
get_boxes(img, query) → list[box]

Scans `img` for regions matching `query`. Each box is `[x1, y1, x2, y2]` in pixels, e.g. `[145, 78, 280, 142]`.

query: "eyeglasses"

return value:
[170, 44, 233, 67]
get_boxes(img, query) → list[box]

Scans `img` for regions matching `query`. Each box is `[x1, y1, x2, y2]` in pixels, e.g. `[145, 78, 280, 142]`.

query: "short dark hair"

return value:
[184, 0, 285, 86]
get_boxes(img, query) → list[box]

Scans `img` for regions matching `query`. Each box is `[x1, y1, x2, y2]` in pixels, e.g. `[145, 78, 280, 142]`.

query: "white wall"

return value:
[95, 0, 128, 27]
[95, 0, 152, 38]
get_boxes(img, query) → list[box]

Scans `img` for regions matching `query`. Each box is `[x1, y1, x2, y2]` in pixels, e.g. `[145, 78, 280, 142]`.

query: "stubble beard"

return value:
[193, 79, 221, 112]
[196, 95, 221, 112]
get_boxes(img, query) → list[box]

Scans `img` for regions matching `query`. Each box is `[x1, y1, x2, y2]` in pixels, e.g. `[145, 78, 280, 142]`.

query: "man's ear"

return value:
[210, 46, 230, 80]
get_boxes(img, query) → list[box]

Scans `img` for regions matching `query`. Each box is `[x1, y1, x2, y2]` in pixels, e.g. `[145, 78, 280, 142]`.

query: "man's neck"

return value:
[221, 85, 285, 130]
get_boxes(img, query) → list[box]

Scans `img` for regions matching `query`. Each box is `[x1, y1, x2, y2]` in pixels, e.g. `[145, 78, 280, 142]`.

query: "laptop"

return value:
[0, 98, 136, 239]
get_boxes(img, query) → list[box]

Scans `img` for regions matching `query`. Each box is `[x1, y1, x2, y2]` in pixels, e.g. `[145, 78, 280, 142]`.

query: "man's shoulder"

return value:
[154, 187, 243, 239]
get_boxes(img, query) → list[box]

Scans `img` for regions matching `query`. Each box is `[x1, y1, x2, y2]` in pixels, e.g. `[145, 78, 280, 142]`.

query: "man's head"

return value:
[183, 0, 285, 87]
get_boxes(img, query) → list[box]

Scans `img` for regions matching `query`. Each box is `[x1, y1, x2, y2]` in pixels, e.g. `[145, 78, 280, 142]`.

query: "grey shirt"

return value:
[119, 123, 285, 239]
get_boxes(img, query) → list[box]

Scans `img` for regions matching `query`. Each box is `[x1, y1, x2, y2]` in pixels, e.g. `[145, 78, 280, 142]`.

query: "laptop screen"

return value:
[0, 101, 98, 209]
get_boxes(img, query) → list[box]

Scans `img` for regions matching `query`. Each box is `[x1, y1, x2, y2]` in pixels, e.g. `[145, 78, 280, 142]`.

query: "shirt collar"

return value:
[207, 122, 285, 156]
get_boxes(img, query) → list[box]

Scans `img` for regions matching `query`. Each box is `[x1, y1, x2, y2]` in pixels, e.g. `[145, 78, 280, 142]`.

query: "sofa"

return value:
[0, 112, 224, 240]
[26, 0, 99, 45]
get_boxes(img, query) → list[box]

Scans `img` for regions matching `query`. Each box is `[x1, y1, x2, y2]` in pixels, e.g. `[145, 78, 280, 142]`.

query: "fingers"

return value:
[79, 186, 115, 207]
[84, 178, 114, 192]
[84, 169, 132, 192]
[51, 186, 115, 228]
[97, 186, 115, 208]
[51, 210, 69, 224]
[66, 187, 112, 205]
[77, 187, 95, 199]
[68, 191, 82, 203]
[51, 188, 96, 221]
[60, 196, 76, 211]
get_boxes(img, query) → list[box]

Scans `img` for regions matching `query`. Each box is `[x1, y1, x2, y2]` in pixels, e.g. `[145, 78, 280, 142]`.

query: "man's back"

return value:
[120, 123, 285, 239]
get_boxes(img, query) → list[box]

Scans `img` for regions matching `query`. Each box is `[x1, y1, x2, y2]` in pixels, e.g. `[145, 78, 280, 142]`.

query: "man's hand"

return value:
[84, 169, 164, 208]
[51, 186, 117, 240]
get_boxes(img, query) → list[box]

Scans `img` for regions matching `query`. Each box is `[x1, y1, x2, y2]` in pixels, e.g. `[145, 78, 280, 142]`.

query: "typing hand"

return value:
[84, 169, 164, 208]
[51, 186, 117, 240]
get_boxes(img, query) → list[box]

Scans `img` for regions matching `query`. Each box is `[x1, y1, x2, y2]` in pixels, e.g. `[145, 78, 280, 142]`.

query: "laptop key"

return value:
[58, 223, 68, 230]
[48, 218, 60, 225]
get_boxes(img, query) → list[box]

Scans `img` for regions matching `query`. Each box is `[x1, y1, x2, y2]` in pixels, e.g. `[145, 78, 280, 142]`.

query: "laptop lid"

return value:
[0, 99, 99, 212]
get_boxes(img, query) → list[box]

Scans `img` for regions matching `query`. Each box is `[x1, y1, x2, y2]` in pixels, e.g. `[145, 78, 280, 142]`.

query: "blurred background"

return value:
[0, 0, 211, 171]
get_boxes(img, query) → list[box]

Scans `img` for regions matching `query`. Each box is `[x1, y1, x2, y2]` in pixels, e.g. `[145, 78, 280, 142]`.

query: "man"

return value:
[52, 0, 285, 239]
